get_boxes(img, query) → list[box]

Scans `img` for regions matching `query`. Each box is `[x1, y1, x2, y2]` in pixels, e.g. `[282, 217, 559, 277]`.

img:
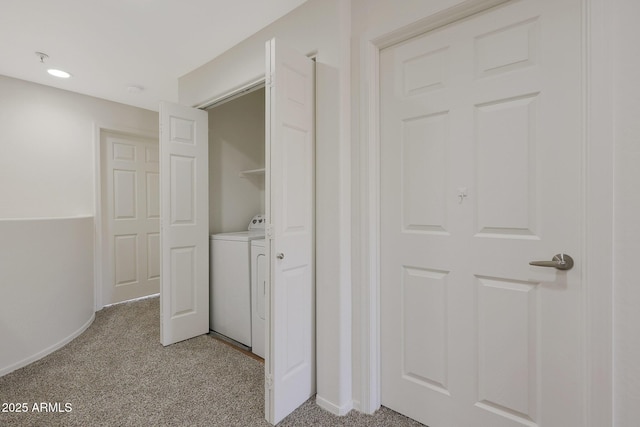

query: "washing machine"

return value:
[210, 214, 265, 348]
[251, 238, 266, 358]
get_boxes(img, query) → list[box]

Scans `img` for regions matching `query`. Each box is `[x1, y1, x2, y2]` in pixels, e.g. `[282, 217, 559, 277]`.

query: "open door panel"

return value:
[159, 101, 209, 346]
[264, 38, 316, 424]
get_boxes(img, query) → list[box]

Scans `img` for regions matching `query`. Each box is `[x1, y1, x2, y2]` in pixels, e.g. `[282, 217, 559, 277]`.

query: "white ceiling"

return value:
[0, 0, 308, 111]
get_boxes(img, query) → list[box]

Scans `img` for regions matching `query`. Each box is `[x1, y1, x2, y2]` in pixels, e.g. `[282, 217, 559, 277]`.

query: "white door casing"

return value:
[380, 1, 584, 426]
[159, 101, 209, 346]
[265, 38, 316, 425]
[101, 132, 160, 305]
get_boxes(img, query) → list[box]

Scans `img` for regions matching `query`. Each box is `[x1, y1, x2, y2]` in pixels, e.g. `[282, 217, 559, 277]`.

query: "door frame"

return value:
[93, 124, 159, 311]
[355, 0, 614, 425]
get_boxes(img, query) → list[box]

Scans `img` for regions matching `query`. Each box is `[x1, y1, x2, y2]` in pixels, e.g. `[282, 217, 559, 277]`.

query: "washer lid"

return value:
[210, 230, 265, 241]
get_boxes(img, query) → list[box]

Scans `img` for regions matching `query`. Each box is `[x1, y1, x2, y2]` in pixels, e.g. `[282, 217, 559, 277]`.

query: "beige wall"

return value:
[613, 0, 640, 423]
[0, 75, 158, 219]
[0, 217, 94, 376]
[178, 0, 345, 108]
[208, 88, 265, 234]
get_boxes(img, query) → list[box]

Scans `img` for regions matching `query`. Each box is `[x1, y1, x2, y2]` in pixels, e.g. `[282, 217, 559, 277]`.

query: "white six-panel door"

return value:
[101, 132, 160, 305]
[265, 38, 315, 425]
[159, 101, 209, 346]
[380, 1, 584, 426]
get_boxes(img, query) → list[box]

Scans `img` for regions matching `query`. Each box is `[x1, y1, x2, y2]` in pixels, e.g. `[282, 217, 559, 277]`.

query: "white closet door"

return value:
[265, 38, 315, 425]
[159, 101, 209, 346]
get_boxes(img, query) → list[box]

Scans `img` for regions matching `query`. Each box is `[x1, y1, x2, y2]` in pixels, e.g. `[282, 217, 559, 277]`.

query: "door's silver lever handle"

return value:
[276, 252, 285, 260]
[529, 253, 574, 271]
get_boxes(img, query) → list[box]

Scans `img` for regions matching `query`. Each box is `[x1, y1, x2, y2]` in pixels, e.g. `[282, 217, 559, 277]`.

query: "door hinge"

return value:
[265, 374, 274, 390]
[266, 73, 275, 88]
[266, 224, 274, 240]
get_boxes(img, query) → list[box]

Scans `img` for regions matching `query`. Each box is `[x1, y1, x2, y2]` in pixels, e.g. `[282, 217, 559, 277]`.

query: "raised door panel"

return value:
[476, 276, 539, 424]
[147, 233, 160, 281]
[475, 94, 538, 237]
[281, 126, 310, 234]
[401, 266, 449, 394]
[146, 172, 160, 219]
[170, 155, 196, 225]
[169, 246, 196, 317]
[401, 112, 449, 234]
[113, 169, 137, 220]
[114, 234, 138, 286]
[281, 265, 311, 377]
[402, 47, 448, 96]
[474, 18, 539, 78]
[113, 141, 137, 162]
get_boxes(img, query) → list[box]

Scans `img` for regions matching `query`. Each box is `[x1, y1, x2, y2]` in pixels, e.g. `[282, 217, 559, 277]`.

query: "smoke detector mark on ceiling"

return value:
[35, 52, 49, 63]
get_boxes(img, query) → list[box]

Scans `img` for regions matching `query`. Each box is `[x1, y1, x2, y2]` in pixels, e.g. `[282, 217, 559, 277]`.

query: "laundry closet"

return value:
[207, 86, 266, 358]
[161, 38, 315, 424]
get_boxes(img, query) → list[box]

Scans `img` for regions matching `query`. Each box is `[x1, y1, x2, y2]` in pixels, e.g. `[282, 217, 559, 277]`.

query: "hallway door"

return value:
[380, 1, 585, 426]
[101, 132, 160, 305]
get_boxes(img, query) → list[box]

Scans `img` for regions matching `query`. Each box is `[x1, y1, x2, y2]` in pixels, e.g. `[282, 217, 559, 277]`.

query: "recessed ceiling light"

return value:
[47, 69, 72, 79]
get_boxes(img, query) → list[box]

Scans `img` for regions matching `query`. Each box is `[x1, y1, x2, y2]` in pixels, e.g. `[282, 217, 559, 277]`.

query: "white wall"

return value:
[613, 0, 640, 424]
[0, 75, 158, 376]
[350, 0, 470, 38]
[0, 75, 158, 219]
[180, 0, 353, 414]
[209, 88, 265, 234]
[0, 217, 94, 376]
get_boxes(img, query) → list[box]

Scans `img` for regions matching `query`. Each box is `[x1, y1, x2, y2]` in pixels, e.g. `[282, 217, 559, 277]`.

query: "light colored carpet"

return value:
[0, 297, 424, 426]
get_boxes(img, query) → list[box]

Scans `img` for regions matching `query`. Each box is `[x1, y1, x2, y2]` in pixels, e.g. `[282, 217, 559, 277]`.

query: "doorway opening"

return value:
[160, 39, 316, 425]
[98, 129, 160, 308]
[363, 1, 592, 426]
[205, 84, 267, 361]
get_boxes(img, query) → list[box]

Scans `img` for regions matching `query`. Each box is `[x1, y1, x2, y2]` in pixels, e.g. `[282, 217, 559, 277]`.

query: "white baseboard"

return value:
[315, 394, 354, 416]
[0, 313, 95, 378]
